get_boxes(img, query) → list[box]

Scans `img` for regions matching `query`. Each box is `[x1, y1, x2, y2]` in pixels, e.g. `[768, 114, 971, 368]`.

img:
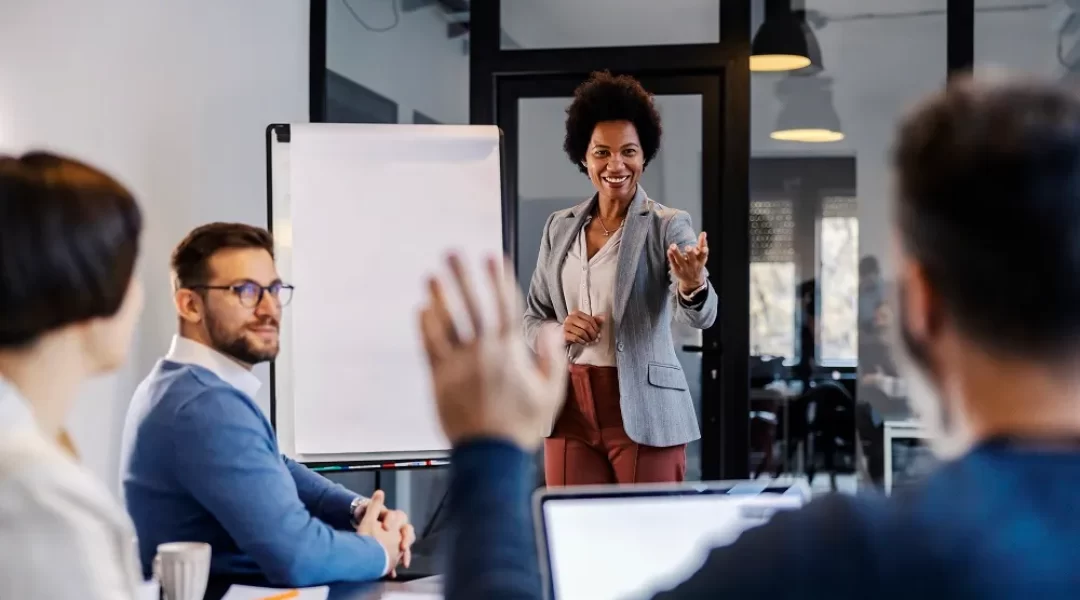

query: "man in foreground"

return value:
[421, 75, 1080, 598]
[121, 223, 414, 586]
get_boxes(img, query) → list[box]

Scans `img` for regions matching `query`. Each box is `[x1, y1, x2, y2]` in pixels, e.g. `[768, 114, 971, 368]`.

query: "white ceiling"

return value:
[500, 0, 719, 48]
[499, 0, 1065, 156]
[499, 0, 1057, 50]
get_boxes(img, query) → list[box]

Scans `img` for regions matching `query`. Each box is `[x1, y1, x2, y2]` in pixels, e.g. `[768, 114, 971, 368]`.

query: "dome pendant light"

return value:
[771, 74, 844, 143]
[751, 0, 822, 72]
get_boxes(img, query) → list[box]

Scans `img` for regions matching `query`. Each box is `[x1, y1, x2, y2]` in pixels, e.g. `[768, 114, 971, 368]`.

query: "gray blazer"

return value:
[523, 186, 718, 447]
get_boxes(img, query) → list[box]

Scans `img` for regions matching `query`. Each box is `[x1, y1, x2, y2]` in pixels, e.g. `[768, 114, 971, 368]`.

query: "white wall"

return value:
[0, 0, 308, 492]
[327, 1, 469, 124]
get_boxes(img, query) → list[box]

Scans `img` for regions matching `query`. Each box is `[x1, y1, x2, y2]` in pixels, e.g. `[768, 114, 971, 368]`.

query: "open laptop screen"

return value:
[537, 483, 806, 600]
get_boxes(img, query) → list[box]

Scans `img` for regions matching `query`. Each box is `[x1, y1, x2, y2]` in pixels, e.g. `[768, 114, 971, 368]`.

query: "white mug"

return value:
[153, 541, 211, 600]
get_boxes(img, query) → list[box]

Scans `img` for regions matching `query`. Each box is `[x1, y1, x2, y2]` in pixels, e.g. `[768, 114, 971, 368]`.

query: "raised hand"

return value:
[419, 254, 568, 451]
[667, 231, 709, 293]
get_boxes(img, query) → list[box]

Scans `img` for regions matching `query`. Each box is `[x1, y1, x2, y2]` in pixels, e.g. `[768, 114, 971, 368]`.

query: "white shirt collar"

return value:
[0, 376, 37, 432]
[165, 335, 262, 400]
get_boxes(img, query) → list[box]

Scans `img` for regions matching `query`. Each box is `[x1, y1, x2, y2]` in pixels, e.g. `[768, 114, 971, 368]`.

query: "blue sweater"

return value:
[121, 361, 386, 587]
[446, 439, 1080, 599]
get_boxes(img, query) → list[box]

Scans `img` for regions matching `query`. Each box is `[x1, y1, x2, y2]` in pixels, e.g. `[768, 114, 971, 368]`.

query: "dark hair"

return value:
[859, 256, 880, 278]
[0, 152, 142, 348]
[893, 74, 1080, 359]
[171, 222, 274, 289]
[564, 71, 662, 174]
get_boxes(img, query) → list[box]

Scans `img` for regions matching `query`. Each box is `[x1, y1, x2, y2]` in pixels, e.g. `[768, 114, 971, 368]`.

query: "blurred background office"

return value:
[2, 0, 1075, 554]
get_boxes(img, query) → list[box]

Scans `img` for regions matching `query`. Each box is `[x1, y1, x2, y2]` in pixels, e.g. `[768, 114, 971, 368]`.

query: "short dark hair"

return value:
[564, 71, 662, 174]
[0, 152, 142, 348]
[893, 74, 1080, 359]
[171, 222, 274, 289]
[859, 256, 880, 278]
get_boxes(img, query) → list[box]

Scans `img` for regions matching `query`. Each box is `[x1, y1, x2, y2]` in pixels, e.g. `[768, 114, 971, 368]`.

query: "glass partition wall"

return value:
[311, 0, 984, 505]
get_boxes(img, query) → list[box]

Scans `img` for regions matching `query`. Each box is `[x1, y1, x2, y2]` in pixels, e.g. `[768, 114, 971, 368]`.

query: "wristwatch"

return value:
[679, 281, 708, 302]
[349, 496, 368, 528]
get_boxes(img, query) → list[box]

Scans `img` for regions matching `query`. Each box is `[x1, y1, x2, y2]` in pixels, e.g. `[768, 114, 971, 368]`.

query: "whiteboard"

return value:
[267, 123, 505, 464]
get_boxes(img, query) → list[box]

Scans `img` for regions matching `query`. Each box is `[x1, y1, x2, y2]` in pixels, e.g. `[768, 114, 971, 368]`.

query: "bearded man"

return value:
[120, 223, 413, 588]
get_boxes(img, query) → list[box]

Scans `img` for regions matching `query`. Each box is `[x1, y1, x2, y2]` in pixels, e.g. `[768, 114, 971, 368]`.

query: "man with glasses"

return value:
[120, 223, 414, 587]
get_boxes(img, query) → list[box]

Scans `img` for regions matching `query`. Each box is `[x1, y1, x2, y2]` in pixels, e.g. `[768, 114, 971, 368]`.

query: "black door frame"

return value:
[470, 2, 751, 480]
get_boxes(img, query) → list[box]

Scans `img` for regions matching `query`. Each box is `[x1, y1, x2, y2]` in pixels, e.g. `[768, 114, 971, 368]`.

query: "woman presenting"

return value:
[523, 72, 717, 486]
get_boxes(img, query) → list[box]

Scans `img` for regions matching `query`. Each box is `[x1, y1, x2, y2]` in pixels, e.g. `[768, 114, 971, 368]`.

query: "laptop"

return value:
[533, 480, 809, 600]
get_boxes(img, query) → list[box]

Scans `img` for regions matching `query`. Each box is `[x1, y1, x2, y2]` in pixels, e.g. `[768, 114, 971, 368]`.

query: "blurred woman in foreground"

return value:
[0, 152, 144, 598]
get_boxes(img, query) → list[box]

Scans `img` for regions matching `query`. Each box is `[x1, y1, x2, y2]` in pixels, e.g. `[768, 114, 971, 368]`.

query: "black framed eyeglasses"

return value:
[191, 281, 294, 308]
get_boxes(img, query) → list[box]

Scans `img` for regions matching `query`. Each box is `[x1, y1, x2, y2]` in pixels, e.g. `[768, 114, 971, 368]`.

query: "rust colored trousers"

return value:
[544, 364, 687, 486]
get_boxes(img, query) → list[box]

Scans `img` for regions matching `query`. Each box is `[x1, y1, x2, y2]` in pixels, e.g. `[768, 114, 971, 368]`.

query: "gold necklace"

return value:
[595, 211, 623, 237]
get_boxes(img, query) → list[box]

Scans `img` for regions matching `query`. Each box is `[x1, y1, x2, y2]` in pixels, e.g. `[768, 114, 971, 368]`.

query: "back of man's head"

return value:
[894, 75, 1080, 362]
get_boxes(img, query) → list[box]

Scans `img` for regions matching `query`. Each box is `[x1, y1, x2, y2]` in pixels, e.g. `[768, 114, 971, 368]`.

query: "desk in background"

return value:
[883, 420, 935, 495]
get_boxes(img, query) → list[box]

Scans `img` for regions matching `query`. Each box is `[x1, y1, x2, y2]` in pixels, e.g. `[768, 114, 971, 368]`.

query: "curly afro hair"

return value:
[563, 71, 662, 174]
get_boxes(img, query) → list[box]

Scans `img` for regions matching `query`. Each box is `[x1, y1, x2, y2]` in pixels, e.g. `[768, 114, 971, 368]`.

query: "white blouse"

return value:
[560, 217, 622, 367]
[0, 378, 144, 599]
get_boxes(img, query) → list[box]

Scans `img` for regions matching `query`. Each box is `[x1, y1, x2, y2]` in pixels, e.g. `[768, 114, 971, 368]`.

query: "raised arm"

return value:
[445, 440, 543, 600]
[172, 390, 389, 587]
[664, 211, 718, 329]
[523, 212, 562, 352]
[420, 254, 569, 600]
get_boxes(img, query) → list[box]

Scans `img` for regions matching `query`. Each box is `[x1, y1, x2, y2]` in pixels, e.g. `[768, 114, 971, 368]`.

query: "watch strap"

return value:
[349, 496, 367, 528]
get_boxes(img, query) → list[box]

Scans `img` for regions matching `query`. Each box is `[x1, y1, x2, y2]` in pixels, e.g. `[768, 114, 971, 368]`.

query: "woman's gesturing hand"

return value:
[668, 231, 709, 293]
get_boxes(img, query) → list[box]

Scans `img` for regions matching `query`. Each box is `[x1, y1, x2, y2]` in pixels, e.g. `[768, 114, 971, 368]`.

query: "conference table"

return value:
[203, 574, 442, 600]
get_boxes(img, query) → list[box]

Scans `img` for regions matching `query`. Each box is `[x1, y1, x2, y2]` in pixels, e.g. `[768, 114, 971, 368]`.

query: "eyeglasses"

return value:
[191, 281, 295, 308]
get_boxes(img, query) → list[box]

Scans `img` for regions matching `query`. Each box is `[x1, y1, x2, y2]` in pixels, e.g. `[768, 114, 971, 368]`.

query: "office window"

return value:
[975, 1, 1071, 81]
[819, 196, 858, 365]
[748, 0, 946, 485]
[750, 199, 796, 360]
[326, 0, 468, 125]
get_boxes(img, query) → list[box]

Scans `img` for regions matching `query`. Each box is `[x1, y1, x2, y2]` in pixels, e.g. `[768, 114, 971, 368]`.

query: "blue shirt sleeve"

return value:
[444, 439, 543, 600]
[283, 456, 359, 531]
[171, 389, 387, 587]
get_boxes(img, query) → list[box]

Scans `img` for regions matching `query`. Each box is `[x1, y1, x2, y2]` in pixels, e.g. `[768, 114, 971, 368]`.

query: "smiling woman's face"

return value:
[583, 120, 644, 204]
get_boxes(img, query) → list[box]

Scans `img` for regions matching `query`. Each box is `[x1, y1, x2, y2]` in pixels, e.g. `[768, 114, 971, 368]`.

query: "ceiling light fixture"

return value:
[771, 74, 844, 143]
[751, 0, 822, 72]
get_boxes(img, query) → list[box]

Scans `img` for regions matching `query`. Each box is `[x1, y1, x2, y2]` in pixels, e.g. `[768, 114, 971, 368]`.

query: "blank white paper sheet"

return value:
[286, 124, 503, 457]
[221, 585, 329, 600]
